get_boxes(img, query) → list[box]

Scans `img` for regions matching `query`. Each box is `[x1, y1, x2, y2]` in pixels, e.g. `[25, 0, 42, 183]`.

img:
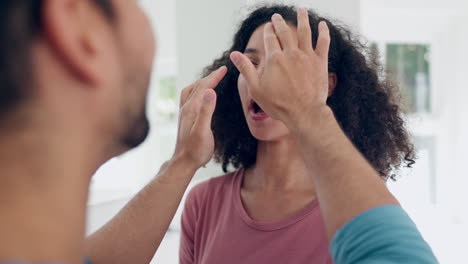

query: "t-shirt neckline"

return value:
[232, 169, 320, 232]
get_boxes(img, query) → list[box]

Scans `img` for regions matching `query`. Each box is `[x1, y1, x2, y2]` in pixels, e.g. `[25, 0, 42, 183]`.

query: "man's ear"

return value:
[328, 73, 337, 96]
[41, 0, 110, 86]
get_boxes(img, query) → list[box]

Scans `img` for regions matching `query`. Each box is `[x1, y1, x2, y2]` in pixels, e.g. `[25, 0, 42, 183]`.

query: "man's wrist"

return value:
[288, 105, 348, 156]
[286, 105, 336, 138]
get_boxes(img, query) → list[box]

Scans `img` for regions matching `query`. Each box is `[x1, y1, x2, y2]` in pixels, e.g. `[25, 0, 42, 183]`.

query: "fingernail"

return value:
[319, 21, 328, 28]
[218, 66, 226, 73]
[230, 53, 240, 64]
[204, 91, 215, 102]
[272, 13, 282, 20]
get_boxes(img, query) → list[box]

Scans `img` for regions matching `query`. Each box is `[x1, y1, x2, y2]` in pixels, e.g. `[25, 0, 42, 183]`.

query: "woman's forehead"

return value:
[245, 24, 268, 50]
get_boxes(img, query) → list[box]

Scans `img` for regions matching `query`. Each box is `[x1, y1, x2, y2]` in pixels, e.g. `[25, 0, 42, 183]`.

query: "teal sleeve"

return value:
[330, 205, 438, 264]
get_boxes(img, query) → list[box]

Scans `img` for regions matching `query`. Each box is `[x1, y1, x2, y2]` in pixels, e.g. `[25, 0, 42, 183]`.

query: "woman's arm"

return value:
[85, 67, 227, 264]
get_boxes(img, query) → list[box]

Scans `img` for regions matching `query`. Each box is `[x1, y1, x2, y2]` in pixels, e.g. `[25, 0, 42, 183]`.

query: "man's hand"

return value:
[171, 66, 227, 172]
[230, 8, 331, 127]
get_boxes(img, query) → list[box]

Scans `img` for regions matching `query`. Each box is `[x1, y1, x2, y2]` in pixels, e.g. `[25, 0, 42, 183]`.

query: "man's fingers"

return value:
[271, 13, 297, 50]
[185, 66, 227, 106]
[297, 8, 313, 52]
[191, 90, 217, 141]
[315, 21, 331, 60]
[230, 51, 260, 89]
[264, 22, 281, 56]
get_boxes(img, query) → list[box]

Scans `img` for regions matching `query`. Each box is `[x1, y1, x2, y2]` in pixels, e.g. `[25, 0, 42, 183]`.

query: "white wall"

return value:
[245, 0, 360, 29]
[361, 0, 468, 262]
[143, 0, 177, 74]
[176, 0, 244, 89]
[456, 12, 468, 221]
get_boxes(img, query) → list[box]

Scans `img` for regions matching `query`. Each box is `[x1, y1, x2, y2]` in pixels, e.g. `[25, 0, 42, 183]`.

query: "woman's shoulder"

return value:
[185, 169, 242, 207]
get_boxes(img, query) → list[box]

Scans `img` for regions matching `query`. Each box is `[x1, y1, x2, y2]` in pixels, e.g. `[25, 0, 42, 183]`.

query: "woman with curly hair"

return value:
[179, 5, 415, 264]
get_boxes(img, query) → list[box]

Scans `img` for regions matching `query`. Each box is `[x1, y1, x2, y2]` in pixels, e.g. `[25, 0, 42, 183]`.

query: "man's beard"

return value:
[119, 103, 150, 150]
[119, 64, 152, 150]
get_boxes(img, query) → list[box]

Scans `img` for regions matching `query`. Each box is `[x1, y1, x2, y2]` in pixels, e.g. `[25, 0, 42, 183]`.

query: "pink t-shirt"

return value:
[179, 169, 333, 264]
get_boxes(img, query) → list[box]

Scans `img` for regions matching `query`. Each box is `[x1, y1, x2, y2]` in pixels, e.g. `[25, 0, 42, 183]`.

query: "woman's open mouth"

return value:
[249, 100, 270, 121]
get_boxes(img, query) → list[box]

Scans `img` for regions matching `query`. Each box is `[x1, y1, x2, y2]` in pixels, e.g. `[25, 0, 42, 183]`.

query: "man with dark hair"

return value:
[0, 0, 226, 263]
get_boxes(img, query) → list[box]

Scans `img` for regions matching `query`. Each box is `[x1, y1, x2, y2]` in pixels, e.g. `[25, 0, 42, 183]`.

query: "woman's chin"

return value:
[250, 129, 289, 142]
[252, 134, 275, 142]
[246, 116, 290, 141]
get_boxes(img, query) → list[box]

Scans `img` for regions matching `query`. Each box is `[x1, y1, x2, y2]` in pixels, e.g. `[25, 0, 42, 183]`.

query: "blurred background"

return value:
[86, 0, 468, 263]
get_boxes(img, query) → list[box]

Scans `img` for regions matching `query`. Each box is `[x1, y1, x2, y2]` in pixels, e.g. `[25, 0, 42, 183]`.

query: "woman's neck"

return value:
[245, 136, 315, 192]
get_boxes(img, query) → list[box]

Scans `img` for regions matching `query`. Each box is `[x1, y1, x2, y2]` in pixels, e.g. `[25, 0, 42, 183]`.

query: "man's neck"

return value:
[0, 124, 103, 264]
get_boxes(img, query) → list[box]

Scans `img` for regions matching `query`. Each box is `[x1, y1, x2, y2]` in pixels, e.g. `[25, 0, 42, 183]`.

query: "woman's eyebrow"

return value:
[244, 48, 258, 54]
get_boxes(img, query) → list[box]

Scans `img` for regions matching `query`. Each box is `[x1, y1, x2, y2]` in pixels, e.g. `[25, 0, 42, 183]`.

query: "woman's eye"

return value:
[250, 60, 259, 67]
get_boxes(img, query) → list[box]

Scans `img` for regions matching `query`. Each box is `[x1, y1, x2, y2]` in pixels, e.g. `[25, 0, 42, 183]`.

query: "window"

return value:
[386, 44, 431, 113]
[156, 76, 178, 120]
[372, 43, 432, 114]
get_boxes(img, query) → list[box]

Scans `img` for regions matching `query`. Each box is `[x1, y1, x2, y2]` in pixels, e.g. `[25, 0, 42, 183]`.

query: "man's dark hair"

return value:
[206, 4, 416, 181]
[0, 0, 113, 119]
